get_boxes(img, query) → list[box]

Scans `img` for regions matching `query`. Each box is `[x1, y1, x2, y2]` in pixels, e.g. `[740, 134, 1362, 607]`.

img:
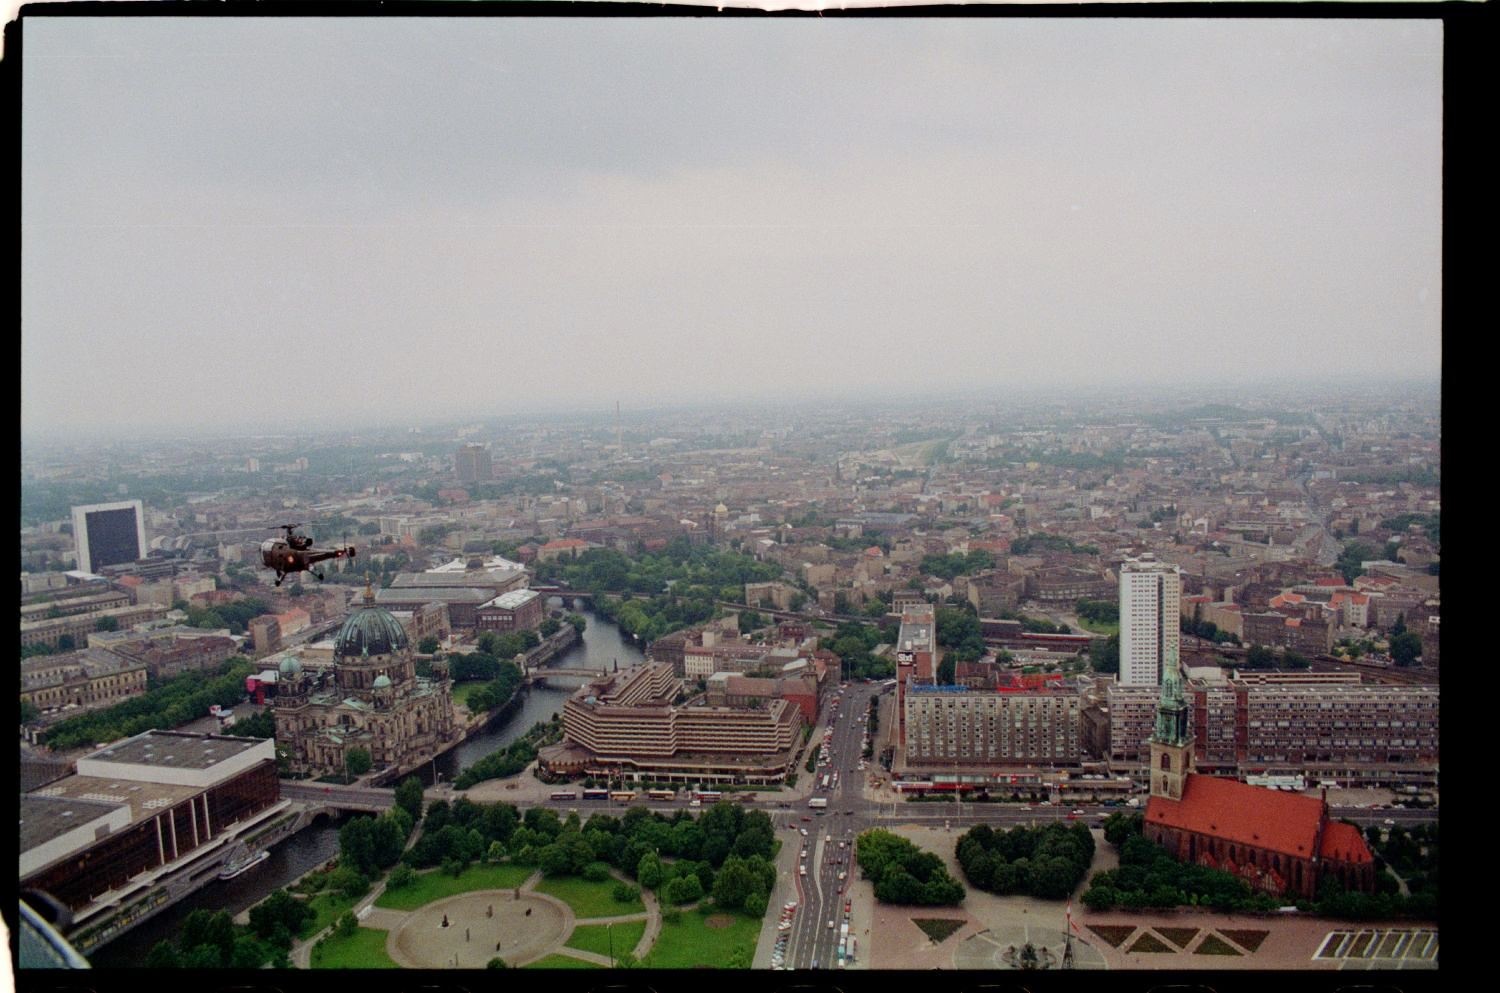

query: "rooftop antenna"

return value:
[615, 401, 622, 457]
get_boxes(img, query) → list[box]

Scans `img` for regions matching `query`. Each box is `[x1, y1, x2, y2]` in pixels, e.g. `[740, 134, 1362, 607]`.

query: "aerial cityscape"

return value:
[19, 12, 1439, 978]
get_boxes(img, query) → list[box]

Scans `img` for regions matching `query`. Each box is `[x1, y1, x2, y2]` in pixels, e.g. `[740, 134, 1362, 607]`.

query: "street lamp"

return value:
[607, 921, 614, 967]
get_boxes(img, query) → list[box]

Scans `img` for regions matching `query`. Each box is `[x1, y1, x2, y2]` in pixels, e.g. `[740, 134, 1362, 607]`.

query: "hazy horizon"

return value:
[23, 16, 1443, 437]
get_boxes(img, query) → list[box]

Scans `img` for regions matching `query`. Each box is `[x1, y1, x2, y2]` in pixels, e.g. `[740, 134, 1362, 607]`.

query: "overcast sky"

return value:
[22, 16, 1442, 438]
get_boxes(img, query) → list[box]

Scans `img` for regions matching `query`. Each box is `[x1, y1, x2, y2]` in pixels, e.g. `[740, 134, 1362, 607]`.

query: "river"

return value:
[88, 608, 644, 965]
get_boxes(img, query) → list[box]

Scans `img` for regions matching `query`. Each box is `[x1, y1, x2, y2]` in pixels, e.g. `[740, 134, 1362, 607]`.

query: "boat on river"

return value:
[217, 849, 270, 881]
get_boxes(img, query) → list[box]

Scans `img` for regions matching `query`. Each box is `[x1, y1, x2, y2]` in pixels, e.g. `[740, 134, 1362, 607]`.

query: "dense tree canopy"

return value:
[855, 828, 965, 907]
[955, 821, 1095, 900]
[42, 658, 256, 750]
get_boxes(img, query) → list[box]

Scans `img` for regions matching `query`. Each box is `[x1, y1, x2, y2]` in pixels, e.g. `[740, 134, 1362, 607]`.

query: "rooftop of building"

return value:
[484, 589, 540, 610]
[391, 569, 524, 588]
[84, 729, 265, 772]
[1145, 774, 1370, 864]
[19, 793, 125, 855]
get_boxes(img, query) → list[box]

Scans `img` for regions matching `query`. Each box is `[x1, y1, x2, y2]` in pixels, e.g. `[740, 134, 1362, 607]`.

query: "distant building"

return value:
[454, 443, 492, 484]
[475, 588, 545, 634]
[93, 628, 237, 680]
[1118, 554, 1182, 687]
[70, 500, 147, 575]
[21, 647, 149, 716]
[20, 602, 168, 652]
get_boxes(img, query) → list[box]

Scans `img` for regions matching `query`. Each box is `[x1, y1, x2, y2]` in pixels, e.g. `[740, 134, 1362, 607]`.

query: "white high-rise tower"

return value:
[1118, 554, 1182, 687]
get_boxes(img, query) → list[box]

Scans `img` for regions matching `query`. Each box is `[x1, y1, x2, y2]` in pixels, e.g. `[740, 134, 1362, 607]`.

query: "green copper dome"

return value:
[335, 585, 409, 658]
[278, 655, 303, 677]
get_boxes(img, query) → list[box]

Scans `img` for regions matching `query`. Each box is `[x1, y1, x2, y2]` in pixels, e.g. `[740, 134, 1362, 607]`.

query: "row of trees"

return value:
[920, 549, 996, 580]
[821, 619, 898, 681]
[597, 593, 718, 645]
[955, 821, 1095, 900]
[1183, 611, 1244, 646]
[394, 791, 780, 915]
[42, 657, 256, 750]
[1083, 813, 1282, 914]
[935, 606, 986, 679]
[1075, 599, 1119, 625]
[455, 657, 526, 717]
[450, 717, 559, 789]
[855, 828, 966, 906]
[179, 596, 272, 636]
[540, 542, 781, 600]
[144, 907, 291, 969]
[1009, 533, 1100, 556]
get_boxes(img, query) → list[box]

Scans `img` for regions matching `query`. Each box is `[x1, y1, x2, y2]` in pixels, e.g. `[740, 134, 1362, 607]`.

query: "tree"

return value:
[145, 940, 183, 969]
[95, 615, 119, 632]
[1089, 633, 1119, 675]
[345, 747, 373, 778]
[1389, 631, 1423, 667]
[250, 889, 314, 942]
[637, 851, 664, 889]
[1244, 644, 1276, 669]
[395, 775, 425, 823]
[419, 636, 441, 655]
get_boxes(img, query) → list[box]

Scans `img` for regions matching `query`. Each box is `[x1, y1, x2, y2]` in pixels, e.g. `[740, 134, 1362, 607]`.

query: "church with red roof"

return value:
[1142, 648, 1375, 899]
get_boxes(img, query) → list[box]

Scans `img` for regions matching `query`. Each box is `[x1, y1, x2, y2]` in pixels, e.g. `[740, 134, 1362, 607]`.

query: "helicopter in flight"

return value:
[259, 524, 356, 587]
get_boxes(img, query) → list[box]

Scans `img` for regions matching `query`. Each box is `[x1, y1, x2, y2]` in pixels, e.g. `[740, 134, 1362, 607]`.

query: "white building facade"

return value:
[1118, 554, 1181, 687]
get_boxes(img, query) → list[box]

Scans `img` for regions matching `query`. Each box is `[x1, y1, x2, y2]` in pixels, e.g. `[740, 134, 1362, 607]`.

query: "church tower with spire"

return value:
[1149, 644, 1192, 801]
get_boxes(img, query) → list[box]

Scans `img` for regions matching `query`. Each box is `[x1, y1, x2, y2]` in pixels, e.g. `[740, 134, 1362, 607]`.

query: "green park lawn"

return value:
[534, 874, 644, 918]
[375, 862, 535, 912]
[641, 907, 760, 969]
[303, 890, 364, 938]
[1077, 617, 1119, 636]
[565, 920, 647, 961]
[310, 927, 399, 969]
[451, 681, 490, 714]
[523, 953, 603, 969]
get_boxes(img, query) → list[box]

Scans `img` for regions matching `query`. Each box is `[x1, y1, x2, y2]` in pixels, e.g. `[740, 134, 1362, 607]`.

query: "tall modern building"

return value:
[455, 443, 492, 484]
[1118, 554, 1181, 687]
[70, 500, 146, 574]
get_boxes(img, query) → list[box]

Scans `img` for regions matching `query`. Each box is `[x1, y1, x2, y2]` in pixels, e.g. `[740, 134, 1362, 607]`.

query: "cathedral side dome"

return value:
[278, 655, 302, 677]
[335, 583, 409, 657]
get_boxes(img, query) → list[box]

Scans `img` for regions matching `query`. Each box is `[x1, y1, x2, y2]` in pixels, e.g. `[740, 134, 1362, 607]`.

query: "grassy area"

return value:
[375, 862, 535, 912]
[565, 920, 647, 961]
[641, 907, 760, 969]
[1126, 932, 1175, 954]
[523, 953, 603, 969]
[1194, 934, 1243, 956]
[534, 874, 644, 919]
[1158, 927, 1200, 949]
[1221, 928, 1269, 952]
[1077, 617, 1119, 636]
[310, 927, 399, 969]
[913, 918, 966, 943]
[304, 890, 363, 938]
[1088, 924, 1136, 948]
[451, 681, 490, 714]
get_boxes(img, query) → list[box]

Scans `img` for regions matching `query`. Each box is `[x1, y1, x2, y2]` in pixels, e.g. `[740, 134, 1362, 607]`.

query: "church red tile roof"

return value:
[1319, 821, 1374, 864]
[1144, 774, 1332, 862]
